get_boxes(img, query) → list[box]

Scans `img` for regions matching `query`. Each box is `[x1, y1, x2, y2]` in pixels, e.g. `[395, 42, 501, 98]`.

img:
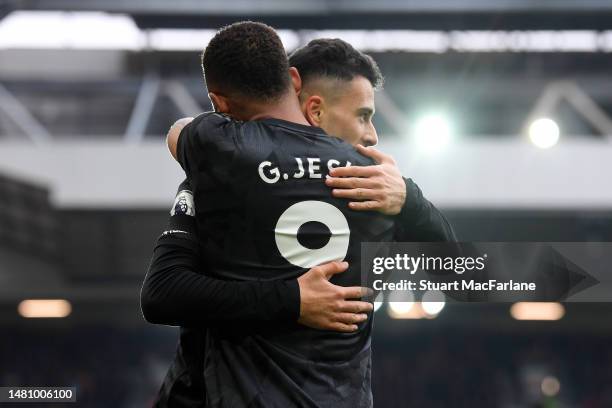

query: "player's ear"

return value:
[288, 67, 302, 96]
[304, 95, 324, 127]
[208, 92, 230, 114]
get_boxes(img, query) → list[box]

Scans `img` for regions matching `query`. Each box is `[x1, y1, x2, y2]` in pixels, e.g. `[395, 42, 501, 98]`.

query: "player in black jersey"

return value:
[142, 30, 452, 406]
[160, 22, 452, 407]
[168, 23, 391, 407]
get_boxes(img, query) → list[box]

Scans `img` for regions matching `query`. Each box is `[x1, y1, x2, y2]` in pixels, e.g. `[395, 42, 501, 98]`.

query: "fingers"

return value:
[347, 201, 381, 211]
[328, 322, 359, 333]
[336, 313, 368, 325]
[313, 261, 349, 279]
[331, 188, 378, 201]
[356, 144, 380, 161]
[341, 286, 375, 299]
[338, 301, 374, 314]
[328, 165, 379, 178]
[355, 144, 389, 164]
[325, 176, 379, 190]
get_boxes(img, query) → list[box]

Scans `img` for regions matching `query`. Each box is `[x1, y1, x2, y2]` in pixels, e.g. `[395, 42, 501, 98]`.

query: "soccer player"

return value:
[168, 25, 392, 407]
[142, 34, 455, 406]
[164, 22, 451, 407]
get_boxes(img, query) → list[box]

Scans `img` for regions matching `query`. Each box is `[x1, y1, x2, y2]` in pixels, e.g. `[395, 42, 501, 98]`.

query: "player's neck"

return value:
[248, 93, 310, 126]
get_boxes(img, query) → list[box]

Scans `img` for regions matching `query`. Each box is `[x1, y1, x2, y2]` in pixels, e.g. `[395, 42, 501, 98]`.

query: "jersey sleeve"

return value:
[140, 179, 301, 328]
[140, 233, 300, 327]
[394, 177, 458, 242]
[176, 112, 236, 180]
[176, 122, 193, 175]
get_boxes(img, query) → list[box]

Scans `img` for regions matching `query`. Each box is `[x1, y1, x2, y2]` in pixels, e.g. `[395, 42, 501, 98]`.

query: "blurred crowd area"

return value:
[0, 326, 171, 407]
[372, 331, 612, 408]
[1, 324, 611, 408]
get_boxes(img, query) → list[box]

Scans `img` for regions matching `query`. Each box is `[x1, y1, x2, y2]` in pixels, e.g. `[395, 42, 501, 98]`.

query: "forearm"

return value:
[394, 177, 457, 242]
[140, 232, 300, 327]
[167, 117, 194, 161]
[140, 179, 300, 328]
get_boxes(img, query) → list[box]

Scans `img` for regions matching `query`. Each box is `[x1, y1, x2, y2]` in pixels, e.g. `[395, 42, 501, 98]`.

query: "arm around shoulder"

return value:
[395, 177, 457, 242]
[167, 117, 194, 161]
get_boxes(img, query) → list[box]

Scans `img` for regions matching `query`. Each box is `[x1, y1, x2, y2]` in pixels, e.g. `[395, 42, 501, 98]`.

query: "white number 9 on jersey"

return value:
[274, 201, 350, 268]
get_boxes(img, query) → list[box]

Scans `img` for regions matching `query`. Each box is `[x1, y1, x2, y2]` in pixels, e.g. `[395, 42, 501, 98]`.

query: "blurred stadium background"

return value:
[1, 0, 612, 407]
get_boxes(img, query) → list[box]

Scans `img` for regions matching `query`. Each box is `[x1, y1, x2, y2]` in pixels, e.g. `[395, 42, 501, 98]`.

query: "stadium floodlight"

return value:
[387, 290, 415, 318]
[541, 376, 561, 397]
[388, 301, 414, 315]
[388, 302, 436, 319]
[412, 113, 453, 153]
[18, 299, 72, 318]
[421, 290, 445, 316]
[528, 118, 560, 149]
[510, 302, 565, 321]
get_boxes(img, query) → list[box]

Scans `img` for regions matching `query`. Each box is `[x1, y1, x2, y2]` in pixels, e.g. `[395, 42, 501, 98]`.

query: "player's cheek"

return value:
[358, 122, 370, 145]
[344, 119, 360, 145]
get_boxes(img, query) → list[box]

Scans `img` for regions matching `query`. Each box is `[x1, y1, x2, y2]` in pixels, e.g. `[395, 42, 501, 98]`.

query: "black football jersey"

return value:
[177, 113, 395, 408]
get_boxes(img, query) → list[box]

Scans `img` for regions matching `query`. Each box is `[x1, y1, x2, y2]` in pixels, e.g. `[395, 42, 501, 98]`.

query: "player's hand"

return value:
[167, 117, 194, 160]
[325, 144, 406, 215]
[297, 261, 374, 333]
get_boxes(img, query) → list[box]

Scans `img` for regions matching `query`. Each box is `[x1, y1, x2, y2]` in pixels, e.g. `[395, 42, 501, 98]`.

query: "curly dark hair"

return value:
[289, 38, 383, 89]
[201, 21, 290, 101]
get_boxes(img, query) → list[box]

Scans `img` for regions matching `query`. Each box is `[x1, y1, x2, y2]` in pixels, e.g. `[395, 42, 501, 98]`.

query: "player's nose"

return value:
[362, 125, 378, 147]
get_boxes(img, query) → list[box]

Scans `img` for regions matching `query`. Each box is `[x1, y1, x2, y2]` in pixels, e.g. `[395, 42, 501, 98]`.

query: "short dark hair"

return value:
[201, 21, 290, 100]
[289, 38, 383, 89]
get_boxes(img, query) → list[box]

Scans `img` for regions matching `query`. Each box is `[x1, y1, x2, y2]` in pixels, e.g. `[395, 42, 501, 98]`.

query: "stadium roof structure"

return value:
[5, 0, 612, 29]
